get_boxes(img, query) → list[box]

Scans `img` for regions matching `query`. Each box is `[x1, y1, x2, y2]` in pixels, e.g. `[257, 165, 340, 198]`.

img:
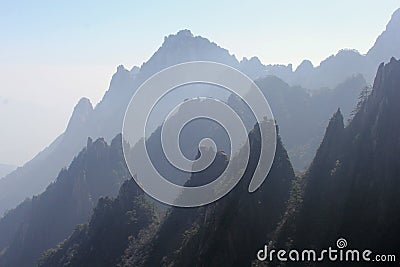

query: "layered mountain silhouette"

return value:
[267, 58, 400, 266]
[1, 8, 399, 238]
[0, 8, 399, 267]
[0, 23, 373, 216]
[266, 49, 374, 90]
[0, 135, 129, 267]
[0, 29, 266, 217]
[38, 121, 296, 267]
[36, 57, 400, 267]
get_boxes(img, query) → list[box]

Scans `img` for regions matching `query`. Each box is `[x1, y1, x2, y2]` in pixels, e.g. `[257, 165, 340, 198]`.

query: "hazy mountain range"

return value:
[266, 8, 400, 90]
[0, 8, 399, 218]
[34, 58, 400, 267]
[0, 7, 399, 267]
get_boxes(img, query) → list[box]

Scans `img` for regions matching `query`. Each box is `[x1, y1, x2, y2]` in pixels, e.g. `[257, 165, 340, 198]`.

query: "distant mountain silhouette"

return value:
[266, 8, 400, 90]
[266, 49, 374, 90]
[0, 135, 128, 267]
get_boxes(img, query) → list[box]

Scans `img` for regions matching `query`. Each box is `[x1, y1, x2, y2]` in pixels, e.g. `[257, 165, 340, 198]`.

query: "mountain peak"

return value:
[390, 56, 399, 63]
[333, 107, 343, 119]
[76, 97, 92, 108]
[371, 57, 400, 100]
[116, 64, 128, 73]
[64, 97, 93, 135]
[164, 29, 194, 40]
[318, 108, 344, 151]
[111, 64, 131, 83]
[239, 56, 266, 79]
[176, 29, 194, 37]
[240, 56, 262, 64]
[295, 59, 314, 72]
[138, 30, 239, 79]
[69, 98, 92, 119]
[328, 108, 344, 130]
[162, 29, 196, 46]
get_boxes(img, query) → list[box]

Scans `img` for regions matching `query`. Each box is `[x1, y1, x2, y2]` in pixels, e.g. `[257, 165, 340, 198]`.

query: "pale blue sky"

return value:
[0, 1, 399, 165]
[2, 1, 400, 66]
